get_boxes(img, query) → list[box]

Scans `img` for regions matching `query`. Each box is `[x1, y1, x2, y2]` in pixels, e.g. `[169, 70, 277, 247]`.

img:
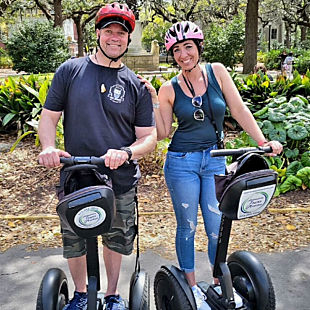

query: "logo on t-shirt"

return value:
[108, 84, 125, 103]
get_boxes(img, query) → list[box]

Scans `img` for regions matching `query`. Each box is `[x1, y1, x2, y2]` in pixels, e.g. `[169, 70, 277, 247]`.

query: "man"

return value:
[283, 52, 294, 80]
[38, 3, 157, 310]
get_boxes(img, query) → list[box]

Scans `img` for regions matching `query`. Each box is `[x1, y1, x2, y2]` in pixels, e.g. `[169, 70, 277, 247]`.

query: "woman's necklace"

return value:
[182, 69, 207, 97]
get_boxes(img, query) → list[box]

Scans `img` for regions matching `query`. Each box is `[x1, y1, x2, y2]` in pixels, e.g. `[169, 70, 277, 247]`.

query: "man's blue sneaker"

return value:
[63, 291, 87, 310]
[104, 294, 126, 310]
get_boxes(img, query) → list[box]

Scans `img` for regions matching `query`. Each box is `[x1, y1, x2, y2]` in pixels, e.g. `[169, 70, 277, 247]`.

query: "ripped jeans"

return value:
[164, 145, 226, 273]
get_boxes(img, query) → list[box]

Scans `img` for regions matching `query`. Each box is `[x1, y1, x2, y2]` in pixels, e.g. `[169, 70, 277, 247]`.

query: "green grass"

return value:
[0, 73, 54, 83]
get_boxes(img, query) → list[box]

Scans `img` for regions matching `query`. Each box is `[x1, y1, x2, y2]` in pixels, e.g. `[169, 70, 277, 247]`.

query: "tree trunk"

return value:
[301, 26, 307, 41]
[54, 0, 63, 27]
[285, 22, 291, 48]
[242, 0, 258, 74]
[73, 16, 84, 57]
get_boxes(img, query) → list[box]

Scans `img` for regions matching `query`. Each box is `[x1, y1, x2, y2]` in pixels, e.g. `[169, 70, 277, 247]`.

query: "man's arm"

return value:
[130, 126, 157, 159]
[38, 108, 70, 168]
[104, 126, 157, 170]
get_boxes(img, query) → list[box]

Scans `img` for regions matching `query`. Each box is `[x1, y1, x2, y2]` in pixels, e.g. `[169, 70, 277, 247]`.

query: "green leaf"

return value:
[273, 97, 287, 105]
[296, 167, 310, 188]
[2, 113, 16, 126]
[268, 128, 286, 143]
[253, 106, 268, 117]
[38, 80, 50, 105]
[295, 95, 308, 104]
[279, 175, 302, 193]
[269, 92, 278, 97]
[9, 131, 36, 152]
[268, 110, 286, 122]
[262, 120, 274, 131]
[289, 96, 305, 107]
[301, 151, 310, 167]
[286, 161, 303, 176]
[284, 148, 299, 159]
[20, 83, 39, 100]
[276, 103, 290, 114]
[287, 125, 308, 140]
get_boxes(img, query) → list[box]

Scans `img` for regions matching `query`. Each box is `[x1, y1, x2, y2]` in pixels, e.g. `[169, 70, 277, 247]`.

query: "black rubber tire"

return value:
[129, 269, 150, 310]
[154, 267, 193, 310]
[227, 251, 276, 310]
[36, 268, 69, 310]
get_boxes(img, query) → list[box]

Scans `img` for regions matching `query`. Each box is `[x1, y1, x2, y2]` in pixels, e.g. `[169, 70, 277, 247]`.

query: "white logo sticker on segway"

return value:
[237, 184, 276, 219]
[74, 206, 106, 229]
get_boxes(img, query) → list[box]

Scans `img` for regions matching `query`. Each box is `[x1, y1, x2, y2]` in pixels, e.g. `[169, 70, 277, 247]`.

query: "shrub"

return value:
[236, 70, 310, 114]
[6, 20, 70, 74]
[263, 49, 282, 70]
[226, 94, 310, 194]
[0, 48, 13, 68]
[0, 75, 51, 134]
[294, 50, 310, 74]
[202, 14, 245, 69]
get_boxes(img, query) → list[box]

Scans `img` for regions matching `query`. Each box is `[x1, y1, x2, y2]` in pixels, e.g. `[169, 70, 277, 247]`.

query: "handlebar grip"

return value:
[60, 157, 75, 165]
[260, 146, 273, 153]
[59, 156, 105, 166]
[90, 156, 105, 165]
[210, 146, 272, 157]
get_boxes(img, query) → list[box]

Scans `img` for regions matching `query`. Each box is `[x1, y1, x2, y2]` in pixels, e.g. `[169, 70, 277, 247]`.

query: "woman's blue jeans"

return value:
[164, 145, 226, 273]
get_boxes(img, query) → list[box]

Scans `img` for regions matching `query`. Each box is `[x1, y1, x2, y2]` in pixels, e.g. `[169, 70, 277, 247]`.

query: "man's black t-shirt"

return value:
[44, 56, 155, 195]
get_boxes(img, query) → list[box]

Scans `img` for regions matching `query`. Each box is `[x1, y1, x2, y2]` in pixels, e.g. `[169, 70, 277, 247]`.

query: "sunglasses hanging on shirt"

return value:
[182, 72, 205, 122]
[182, 68, 224, 149]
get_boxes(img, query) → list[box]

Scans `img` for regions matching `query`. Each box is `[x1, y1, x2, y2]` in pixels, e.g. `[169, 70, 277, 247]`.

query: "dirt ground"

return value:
[0, 134, 309, 259]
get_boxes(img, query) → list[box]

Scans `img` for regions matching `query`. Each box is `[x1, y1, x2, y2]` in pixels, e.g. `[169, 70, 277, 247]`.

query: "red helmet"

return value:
[95, 2, 135, 33]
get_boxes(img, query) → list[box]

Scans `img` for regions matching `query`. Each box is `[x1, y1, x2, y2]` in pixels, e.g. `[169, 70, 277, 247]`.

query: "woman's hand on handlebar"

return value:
[260, 140, 283, 156]
[104, 148, 129, 170]
[38, 146, 71, 168]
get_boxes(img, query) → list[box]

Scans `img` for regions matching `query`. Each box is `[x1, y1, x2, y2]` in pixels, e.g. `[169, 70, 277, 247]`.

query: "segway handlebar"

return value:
[60, 156, 105, 166]
[210, 146, 272, 157]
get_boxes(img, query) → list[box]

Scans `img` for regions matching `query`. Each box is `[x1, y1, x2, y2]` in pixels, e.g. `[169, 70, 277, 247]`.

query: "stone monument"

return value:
[122, 21, 159, 71]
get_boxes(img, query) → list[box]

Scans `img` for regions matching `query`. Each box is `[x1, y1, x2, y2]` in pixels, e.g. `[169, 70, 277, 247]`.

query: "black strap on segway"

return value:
[134, 187, 141, 273]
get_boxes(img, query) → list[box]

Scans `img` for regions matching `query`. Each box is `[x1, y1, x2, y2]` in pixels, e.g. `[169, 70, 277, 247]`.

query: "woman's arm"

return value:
[138, 75, 175, 141]
[212, 63, 282, 155]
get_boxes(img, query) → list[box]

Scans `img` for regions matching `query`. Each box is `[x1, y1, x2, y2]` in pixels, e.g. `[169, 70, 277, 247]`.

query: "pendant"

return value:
[101, 83, 106, 93]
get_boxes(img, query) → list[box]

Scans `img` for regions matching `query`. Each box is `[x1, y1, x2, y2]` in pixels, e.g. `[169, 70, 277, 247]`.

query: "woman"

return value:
[142, 21, 283, 310]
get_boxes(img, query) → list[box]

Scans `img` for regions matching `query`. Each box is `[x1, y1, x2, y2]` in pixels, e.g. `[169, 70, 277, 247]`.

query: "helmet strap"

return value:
[184, 60, 200, 73]
[97, 35, 130, 65]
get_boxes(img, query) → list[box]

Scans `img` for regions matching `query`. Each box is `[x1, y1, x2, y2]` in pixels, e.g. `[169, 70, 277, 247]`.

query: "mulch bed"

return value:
[0, 134, 309, 259]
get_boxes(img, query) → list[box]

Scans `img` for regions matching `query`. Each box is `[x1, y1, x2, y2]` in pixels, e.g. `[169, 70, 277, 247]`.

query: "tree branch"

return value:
[33, 0, 52, 20]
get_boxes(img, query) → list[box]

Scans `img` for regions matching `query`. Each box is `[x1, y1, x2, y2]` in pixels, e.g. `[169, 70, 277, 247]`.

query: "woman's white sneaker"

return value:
[213, 285, 243, 308]
[191, 285, 211, 310]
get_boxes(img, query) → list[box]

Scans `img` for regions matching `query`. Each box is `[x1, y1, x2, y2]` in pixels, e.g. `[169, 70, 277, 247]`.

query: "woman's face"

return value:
[171, 40, 199, 70]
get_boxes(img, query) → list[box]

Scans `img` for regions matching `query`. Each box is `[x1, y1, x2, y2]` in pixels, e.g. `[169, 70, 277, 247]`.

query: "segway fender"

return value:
[37, 268, 69, 310]
[162, 265, 196, 310]
[129, 269, 150, 310]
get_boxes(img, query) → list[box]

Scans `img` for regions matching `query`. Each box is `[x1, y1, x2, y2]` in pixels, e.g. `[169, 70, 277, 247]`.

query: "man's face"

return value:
[97, 23, 129, 59]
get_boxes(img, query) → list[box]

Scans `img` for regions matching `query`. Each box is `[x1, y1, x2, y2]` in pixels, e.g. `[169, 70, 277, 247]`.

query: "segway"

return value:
[36, 156, 150, 310]
[154, 146, 277, 310]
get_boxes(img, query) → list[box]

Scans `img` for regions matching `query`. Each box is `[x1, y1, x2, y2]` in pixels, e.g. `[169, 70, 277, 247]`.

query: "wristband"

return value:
[258, 140, 268, 146]
[153, 102, 160, 109]
[120, 147, 132, 161]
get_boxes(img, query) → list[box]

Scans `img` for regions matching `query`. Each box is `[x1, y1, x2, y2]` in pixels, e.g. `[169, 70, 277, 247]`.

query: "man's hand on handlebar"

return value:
[104, 148, 129, 170]
[261, 140, 283, 157]
[38, 146, 71, 168]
